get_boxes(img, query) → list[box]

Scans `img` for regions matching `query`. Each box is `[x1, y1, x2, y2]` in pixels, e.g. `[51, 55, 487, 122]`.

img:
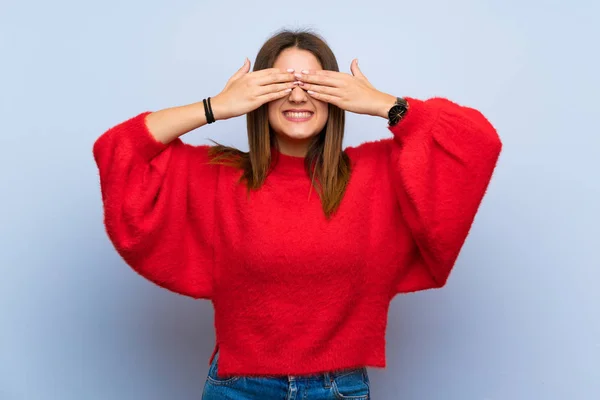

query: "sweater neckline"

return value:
[270, 147, 308, 176]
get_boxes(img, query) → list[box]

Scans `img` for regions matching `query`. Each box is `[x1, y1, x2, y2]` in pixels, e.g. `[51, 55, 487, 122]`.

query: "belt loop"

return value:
[323, 371, 332, 388]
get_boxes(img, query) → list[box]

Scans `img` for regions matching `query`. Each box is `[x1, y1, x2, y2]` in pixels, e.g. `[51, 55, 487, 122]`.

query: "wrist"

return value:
[375, 92, 397, 119]
[209, 94, 227, 121]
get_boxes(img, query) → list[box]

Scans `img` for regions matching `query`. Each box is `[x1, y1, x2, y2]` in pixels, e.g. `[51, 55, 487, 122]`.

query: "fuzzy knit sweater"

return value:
[92, 97, 502, 378]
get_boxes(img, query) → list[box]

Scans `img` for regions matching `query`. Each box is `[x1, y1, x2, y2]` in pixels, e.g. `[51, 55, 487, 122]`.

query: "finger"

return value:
[306, 90, 341, 106]
[297, 82, 341, 96]
[257, 81, 299, 95]
[300, 69, 345, 78]
[295, 71, 343, 87]
[251, 68, 286, 77]
[255, 72, 296, 85]
[350, 59, 365, 78]
[257, 87, 294, 103]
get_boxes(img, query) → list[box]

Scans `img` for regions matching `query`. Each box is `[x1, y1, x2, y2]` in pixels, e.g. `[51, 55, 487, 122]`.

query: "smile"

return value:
[283, 111, 314, 122]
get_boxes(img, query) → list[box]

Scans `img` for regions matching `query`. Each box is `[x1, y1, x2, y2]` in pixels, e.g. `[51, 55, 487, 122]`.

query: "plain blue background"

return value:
[1, 0, 598, 399]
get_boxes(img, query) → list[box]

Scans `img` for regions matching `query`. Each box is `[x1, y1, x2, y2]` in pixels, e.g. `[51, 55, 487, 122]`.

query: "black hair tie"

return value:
[203, 98, 216, 124]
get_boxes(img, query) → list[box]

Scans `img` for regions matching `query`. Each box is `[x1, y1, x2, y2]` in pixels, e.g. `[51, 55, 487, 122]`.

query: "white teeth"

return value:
[284, 112, 313, 119]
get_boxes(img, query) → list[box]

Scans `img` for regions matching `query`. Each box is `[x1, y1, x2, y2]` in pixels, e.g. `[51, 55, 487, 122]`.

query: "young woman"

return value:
[93, 29, 502, 399]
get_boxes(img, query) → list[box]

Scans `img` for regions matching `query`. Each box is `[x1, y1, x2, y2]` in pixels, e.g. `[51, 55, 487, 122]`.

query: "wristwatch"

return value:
[387, 97, 409, 127]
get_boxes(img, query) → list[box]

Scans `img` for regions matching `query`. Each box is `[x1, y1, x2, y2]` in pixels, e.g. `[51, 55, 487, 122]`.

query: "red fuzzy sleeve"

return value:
[92, 112, 218, 299]
[388, 97, 502, 292]
[346, 97, 502, 294]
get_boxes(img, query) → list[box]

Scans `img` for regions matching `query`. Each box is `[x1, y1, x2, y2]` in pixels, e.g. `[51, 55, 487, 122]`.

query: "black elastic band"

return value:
[203, 98, 215, 124]
[207, 97, 215, 123]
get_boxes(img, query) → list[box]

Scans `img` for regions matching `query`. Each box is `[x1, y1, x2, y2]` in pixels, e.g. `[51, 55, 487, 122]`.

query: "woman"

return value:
[93, 29, 502, 399]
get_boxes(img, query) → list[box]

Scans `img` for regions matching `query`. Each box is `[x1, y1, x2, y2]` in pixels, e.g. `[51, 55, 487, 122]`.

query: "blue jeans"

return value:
[201, 350, 371, 399]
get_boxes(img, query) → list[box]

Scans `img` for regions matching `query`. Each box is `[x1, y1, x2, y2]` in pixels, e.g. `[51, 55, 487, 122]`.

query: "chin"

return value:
[280, 129, 320, 141]
[275, 117, 324, 141]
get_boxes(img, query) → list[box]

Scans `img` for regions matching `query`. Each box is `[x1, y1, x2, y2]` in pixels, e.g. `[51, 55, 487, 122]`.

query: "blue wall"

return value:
[1, 1, 598, 399]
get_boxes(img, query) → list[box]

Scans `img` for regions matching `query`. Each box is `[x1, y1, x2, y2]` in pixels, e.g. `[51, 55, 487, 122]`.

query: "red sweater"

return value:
[93, 97, 501, 378]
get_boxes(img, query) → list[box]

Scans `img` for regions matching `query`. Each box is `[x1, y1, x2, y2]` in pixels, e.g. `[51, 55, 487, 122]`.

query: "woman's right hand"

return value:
[210, 59, 298, 121]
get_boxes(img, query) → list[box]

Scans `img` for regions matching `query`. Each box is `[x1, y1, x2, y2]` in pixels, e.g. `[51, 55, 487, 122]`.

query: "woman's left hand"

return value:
[294, 59, 397, 118]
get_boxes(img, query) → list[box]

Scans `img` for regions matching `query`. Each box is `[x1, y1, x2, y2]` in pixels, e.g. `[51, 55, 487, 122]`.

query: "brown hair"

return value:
[209, 28, 350, 219]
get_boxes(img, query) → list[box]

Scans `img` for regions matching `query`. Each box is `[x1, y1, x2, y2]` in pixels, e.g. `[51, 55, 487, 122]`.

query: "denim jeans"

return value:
[201, 350, 371, 399]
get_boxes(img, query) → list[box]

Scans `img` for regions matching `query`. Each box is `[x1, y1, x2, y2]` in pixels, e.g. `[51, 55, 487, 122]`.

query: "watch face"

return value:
[389, 107, 401, 124]
[388, 100, 407, 126]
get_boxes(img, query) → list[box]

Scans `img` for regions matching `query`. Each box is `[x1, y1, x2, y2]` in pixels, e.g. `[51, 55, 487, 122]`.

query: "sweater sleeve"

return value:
[386, 97, 501, 293]
[352, 98, 502, 294]
[92, 112, 218, 299]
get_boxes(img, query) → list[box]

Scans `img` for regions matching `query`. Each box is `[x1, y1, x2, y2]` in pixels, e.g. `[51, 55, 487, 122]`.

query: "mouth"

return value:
[282, 110, 314, 122]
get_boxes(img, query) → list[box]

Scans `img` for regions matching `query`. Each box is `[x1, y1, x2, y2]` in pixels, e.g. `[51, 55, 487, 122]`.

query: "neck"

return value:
[275, 135, 311, 157]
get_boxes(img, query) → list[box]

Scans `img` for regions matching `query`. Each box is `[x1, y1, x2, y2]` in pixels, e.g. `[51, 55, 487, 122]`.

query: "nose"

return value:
[288, 85, 308, 103]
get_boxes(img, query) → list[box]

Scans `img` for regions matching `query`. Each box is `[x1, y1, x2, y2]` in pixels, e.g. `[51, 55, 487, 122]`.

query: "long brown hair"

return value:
[209, 28, 350, 219]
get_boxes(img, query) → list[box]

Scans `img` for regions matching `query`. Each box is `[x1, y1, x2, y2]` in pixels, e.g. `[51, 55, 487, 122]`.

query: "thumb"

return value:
[350, 58, 364, 78]
[230, 58, 251, 81]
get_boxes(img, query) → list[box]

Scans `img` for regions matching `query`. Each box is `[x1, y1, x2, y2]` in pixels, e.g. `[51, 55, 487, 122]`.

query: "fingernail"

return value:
[301, 70, 309, 74]
[292, 81, 301, 85]
[287, 68, 294, 72]
[285, 88, 292, 92]
[307, 90, 315, 95]
[294, 73, 302, 79]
